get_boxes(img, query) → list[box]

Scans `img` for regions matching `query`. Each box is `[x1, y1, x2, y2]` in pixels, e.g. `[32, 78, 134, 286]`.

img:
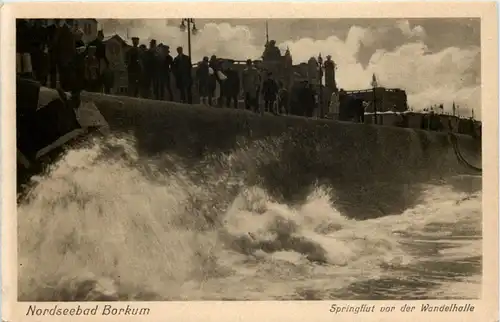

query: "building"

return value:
[43, 19, 98, 44]
[75, 19, 98, 43]
[102, 34, 131, 94]
[345, 87, 409, 113]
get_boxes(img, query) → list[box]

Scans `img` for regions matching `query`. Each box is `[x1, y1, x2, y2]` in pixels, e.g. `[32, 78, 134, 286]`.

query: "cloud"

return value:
[100, 19, 481, 119]
[396, 20, 427, 39]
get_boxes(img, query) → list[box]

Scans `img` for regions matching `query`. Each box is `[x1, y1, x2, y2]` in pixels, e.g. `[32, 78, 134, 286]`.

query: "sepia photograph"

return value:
[5, 3, 496, 315]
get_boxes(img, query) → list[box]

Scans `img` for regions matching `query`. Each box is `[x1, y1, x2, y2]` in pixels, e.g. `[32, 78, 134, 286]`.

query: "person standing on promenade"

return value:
[138, 45, 150, 98]
[196, 56, 211, 105]
[140, 39, 158, 99]
[328, 90, 340, 120]
[88, 30, 109, 93]
[261, 71, 279, 114]
[151, 40, 164, 99]
[160, 45, 174, 101]
[209, 55, 225, 107]
[53, 19, 76, 91]
[222, 61, 240, 109]
[277, 81, 289, 115]
[242, 59, 260, 112]
[126, 37, 141, 97]
[172, 46, 193, 104]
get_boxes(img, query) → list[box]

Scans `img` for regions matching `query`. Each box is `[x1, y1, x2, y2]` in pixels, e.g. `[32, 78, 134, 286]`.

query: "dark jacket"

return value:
[223, 69, 240, 97]
[163, 54, 173, 79]
[143, 48, 160, 76]
[196, 61, 209, 82]
[126, 46, 141, 73]
[338, 93, 350, 121]
[54, 24, 76, 65]
[299, 84, 316, 115]
[262, 78, 279, 100]
[172, 54, 192, 86]
[88, 38, 109, 67]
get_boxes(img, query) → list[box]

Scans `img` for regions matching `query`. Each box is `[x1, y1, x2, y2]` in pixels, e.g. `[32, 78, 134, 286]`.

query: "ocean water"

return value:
[17, 135, 482, 301]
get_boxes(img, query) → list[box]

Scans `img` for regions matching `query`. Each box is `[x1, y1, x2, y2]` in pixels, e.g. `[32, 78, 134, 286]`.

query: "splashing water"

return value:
[18, 136, 481, 301]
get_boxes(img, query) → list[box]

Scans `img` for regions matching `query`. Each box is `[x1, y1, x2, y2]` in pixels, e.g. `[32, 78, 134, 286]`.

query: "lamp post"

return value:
[317, 53, 323, 118]
[371, 73, 378, 124]
[179, 18, 198, 59]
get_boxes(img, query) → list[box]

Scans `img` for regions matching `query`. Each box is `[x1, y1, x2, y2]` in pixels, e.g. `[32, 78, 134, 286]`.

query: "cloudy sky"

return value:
[100, 18, 481, 118]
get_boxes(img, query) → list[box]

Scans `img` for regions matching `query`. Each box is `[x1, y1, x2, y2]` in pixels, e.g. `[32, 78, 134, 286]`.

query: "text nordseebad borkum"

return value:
[26, 304, 150, 316]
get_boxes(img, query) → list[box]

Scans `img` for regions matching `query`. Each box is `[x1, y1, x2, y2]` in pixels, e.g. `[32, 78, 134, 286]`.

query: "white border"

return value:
[1, 2, 498, 322]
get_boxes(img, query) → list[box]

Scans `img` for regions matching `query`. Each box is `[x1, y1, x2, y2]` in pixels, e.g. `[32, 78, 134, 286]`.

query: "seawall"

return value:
[37, 90, 483, 218]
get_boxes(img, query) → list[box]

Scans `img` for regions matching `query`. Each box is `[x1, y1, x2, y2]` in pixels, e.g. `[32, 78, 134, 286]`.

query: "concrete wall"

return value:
[81, 92, 481, 218]
[32, 89, 482, 218]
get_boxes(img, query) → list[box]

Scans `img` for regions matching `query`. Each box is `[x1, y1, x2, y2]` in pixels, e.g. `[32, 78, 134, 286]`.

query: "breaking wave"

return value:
[18, 135, 481, 301]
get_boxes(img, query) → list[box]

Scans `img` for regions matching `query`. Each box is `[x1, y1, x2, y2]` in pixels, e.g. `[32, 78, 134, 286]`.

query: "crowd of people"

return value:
[16, 19, 114, 95]
[16, 19, 327, 117]
[126, 39, 312, 116]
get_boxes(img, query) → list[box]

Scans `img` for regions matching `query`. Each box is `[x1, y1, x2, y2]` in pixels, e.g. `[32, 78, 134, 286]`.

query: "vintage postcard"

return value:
[2, 1, 498, 322]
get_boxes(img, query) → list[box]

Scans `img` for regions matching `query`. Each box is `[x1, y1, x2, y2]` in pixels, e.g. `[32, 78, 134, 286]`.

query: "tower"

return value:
[265, 21, 269, 46]
[324, 55, 337, 92]
[371, 73, 378, 88]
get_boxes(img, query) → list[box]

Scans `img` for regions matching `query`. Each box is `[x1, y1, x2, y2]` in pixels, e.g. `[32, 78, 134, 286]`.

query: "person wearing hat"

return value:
[53, 18, 77, 91]
[140, 39, 159, 99]
[172, 46, 193, 104]
[126, 37, 141, 97]
[338, 89, 350, 121]
[261, 71, 279, 115]
[221, 60, 240, 109]
[159, 44, 174, 101]
[242, 59, 260, 112]
[196, 56, 211, 105]
[296, 80, 316, 118]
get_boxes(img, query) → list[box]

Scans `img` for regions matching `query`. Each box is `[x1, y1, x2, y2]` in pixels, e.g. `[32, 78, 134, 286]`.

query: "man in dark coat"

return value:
[160, 45, 174, 101]
[30, 20, 49, 85]
[140, 40, 158, 99]
[261, 72, 279, 114]
[54, 19, 77, 91]
[338, 89, 350, 121]
[172, 46, 193, 104]
[296, 81, 316, 117]
[196, 56, 210, 105]
[148, 40, 163, 100]
[126, 37, 141, 97]
[88, 30, 109, 92]
[222, 62, 240, 109]
[241, 59, 260, 112]
[138, 45, 150, 98]
[350, 98, 365, 123]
